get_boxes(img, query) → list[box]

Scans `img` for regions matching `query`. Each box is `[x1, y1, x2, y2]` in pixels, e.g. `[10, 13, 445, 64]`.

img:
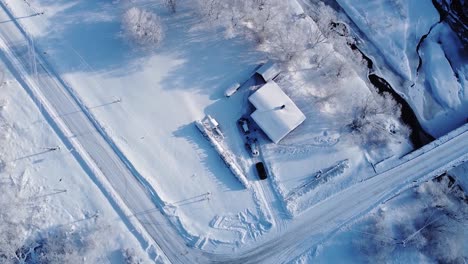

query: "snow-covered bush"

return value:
[164, 0, 177, 14]
[122, 248, 143, 264]
[0, 173, 100, 264]
[122, 7, 164, 46]
[347, 92, 410, 149]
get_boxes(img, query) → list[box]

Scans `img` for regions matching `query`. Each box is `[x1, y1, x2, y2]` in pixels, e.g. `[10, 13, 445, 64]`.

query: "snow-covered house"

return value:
[248, 81, 306, 144]
[256, 61, 281, 82]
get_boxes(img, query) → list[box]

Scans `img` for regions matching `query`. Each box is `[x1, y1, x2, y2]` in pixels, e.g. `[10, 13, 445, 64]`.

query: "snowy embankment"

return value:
[195, 120, 249, 188]
[376, 123, 468, 173]
[336, 0, 467, 137]
[449, 162, 468, 192]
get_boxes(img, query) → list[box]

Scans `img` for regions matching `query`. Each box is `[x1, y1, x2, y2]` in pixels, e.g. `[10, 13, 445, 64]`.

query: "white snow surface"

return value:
[336, 0, 468, 137]
[249, 81, 306, 144]
[0, 40, 155, 264]
[2, 0, 271, 254]
[336, 0, 439, 80]
[421, 39, 462, 109]
[1, 0, 467, 263]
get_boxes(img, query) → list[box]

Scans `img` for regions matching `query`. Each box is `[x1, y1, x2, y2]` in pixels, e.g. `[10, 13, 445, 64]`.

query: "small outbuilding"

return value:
[256, 61, 281, 82]
[248, 81, 306, 144]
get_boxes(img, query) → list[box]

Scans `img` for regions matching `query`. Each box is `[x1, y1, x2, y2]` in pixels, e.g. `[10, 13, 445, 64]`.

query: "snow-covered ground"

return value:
[1, 0, 466, 262]
[0, 51, 152, 263]
[1, 0, 280, 253]
[449, 161, 468, 192]
[336, 0, 468, 137]
[294, 173, 468, 264]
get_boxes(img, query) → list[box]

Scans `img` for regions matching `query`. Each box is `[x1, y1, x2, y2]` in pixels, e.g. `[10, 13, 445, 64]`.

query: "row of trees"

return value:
[121, 7, 164, 47]
[119, 0, 410, 150]
[193, 0, 327, 67]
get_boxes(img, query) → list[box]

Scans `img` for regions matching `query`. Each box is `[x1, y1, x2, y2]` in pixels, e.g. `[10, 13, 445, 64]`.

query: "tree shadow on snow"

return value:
[24, 0, 263, 100]
[157, 10, 263, 99]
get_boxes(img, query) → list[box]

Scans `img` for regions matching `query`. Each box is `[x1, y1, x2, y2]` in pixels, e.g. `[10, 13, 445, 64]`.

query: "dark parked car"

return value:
[255, 162, 267, 180]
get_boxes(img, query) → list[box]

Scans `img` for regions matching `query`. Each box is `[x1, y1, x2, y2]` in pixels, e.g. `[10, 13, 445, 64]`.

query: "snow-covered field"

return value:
[1, 0, 467, 263]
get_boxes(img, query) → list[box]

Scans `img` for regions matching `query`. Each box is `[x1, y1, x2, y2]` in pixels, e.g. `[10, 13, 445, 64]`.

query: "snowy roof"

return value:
[256, 61, 281, 82]
[249, 81, 306, 144]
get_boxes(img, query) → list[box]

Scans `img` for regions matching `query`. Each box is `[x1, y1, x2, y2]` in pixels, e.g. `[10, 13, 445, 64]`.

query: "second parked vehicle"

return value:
[255, 162, 268, 180]
[238, 118, 250, 134]
[245, 137, 259, 156]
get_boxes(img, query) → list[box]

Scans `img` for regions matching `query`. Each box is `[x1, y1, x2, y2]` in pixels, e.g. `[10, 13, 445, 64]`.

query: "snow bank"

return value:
[421, 38, 461, 109]
[449, 162, 468, 192]
[195, 120, 249, 188]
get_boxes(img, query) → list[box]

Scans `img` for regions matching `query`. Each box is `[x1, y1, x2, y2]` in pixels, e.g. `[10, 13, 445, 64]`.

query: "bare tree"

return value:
[122, 7, 164, 47]
[354, 177, 468, 263]
[347, 92, 409, 148]
[122, 248, 143, 264]
[165, 0, 177, 14]
[265, 19, 326, 64]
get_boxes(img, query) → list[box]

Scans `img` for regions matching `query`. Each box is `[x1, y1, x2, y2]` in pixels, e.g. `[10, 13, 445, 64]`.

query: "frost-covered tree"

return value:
[347, 92, 410, 148]
[194, 0, 326, 67]
[0, 171, 102, 263]
[0, 174, 43, 264]
[122, 248, 143, 264]
[164, 0, 177, 13]
[122, 7, 164, 46]
[35, 224, 99, 264]
[261, 17, 326, 64]
[354, 176, 468, 263]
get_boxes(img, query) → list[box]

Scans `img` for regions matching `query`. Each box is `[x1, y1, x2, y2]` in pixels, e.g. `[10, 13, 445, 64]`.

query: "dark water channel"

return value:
[347, 43, 435, 149]
[322, 2, 438, 148]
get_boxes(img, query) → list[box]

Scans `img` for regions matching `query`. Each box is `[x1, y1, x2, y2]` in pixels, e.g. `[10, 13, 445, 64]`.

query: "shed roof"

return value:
[249, 81, 306, 143]
[256, 61, 281, 82]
